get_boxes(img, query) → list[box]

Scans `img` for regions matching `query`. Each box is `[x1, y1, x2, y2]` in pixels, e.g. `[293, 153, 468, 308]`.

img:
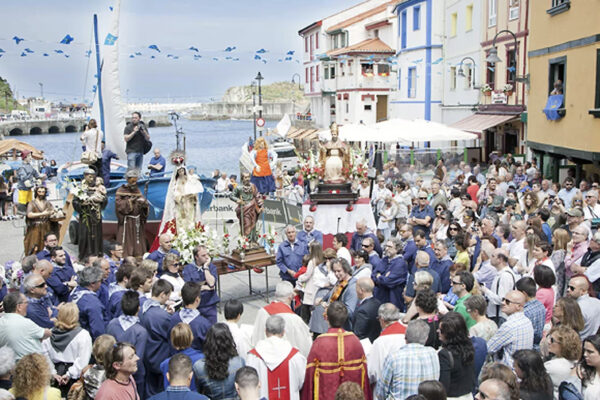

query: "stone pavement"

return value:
[0, 219, 279, 324]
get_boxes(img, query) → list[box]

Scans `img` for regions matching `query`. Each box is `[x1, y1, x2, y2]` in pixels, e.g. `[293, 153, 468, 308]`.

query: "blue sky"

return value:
[0, 0, 354, 103]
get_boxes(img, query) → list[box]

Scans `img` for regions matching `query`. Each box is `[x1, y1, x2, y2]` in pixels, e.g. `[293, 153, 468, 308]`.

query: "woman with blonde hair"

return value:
[160, 323, 204, 390]
[249, 137, 277, 194]
[83, 334, 116, 400]
[10, 353, 61, 400]
[544, 326, 582, 398]
[42, 302, 92, 397]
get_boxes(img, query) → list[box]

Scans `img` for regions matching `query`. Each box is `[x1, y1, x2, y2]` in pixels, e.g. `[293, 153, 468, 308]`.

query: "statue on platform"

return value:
[230, 172, 263, 246]
[319, 122, 350, 184]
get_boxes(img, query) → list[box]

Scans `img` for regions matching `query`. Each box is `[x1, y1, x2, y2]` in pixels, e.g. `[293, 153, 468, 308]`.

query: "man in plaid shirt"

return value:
[487, 290, 534, 366]
[376, 319, 440, 400]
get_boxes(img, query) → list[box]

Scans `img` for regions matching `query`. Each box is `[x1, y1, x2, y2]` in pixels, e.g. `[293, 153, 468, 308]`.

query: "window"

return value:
[506, 48, 517, 84]
[362, 63, 374, 76]
[315, 33, 319, 49]
[465, 4, 473, 31]
[374, 29, 379, 38]
[450, 67, 457, 90]
[463, 65, 473, 89]
[316, 65, 319, 82]
[509, 0, 520, 20]
[330, 65, 336, 79]
[413, 6, 421, 31]
[548, 56, 566, 97]
[450, 12, 457, 37]
[348, 60, 354, 75]
[408, 67, 417, 98]
[364, 104, 372, 111]
[378, 64, 390, 76]
[486, 61, 496, 90]
[310, 66, 314, 92]
[305, 37, 308, 52]
[401, 10, 407, 49]
[340, 61, 345, 77]
[547, 0, 570, 16]
[488, 0, 497, 27]
[552, 0, 569, 7]
[305, 68, 309, 84]
[333, 35, 339, 49]
[310, 35, 314, 59]
[346, 102, 349, 114]
[592, 49, 600, 116]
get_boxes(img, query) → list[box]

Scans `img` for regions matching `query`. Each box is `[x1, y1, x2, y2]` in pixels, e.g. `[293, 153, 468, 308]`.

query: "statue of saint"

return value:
[72, 169, 107, 259]
[116, 169, 149, 258]
[319, 122, 350, 184]
[230, 172, 263, 246]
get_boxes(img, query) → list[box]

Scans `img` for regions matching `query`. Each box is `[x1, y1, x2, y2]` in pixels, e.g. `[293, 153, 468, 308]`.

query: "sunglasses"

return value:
[567, 285, 576, 291]
[449, 227, 458, 231]
[419, 197, 428, 200]
[361, 244, 372, 248]
[502, 297, 520, 305]
[451, 280, 463, 285]
[35, 282, 47, 288]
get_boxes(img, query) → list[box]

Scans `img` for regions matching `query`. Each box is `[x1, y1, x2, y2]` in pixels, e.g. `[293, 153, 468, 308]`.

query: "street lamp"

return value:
[457, 56, 476, 88]
[251, 80, 257, 141]
[485, 29, 517, 64]
[291, 73, 302, 90]
[38, 82, 44, 99]
[255, 72, 264, 137]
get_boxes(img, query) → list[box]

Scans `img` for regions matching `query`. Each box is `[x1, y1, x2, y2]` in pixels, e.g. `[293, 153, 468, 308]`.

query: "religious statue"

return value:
[230, 172, 263, 246]
[250, 137, 277, 194]
[24, 186, 55, 255]
[115, 169, 149, 258]
[72, 168, 107, 259]
[319, 122, 350, 184]
[16, 150, 45, 209]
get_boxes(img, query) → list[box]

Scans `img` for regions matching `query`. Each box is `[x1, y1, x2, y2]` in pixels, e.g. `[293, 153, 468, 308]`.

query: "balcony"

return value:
[547, 0, 570, 16]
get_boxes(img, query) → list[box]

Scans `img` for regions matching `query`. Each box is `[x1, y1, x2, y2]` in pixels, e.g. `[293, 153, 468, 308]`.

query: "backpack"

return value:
[558, 381, 584, 400]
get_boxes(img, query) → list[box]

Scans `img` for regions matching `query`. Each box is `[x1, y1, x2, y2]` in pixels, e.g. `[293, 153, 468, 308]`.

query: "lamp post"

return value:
[255, 72, 264, 137]
[291, 73, 302, 90]
[38, 82, 44, 99]
[457, 56, 477, 88]
[485, 29, 519, 103]
[251, 80, 257, 141]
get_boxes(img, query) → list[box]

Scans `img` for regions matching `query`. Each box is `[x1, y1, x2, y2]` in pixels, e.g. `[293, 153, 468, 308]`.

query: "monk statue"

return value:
[230, 172, 263, 246]
[319, 122, 350, 184]
[115, 169, 149, 258]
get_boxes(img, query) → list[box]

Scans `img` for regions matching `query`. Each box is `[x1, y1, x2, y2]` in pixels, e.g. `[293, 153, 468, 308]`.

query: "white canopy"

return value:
[366, 118, 478, 143]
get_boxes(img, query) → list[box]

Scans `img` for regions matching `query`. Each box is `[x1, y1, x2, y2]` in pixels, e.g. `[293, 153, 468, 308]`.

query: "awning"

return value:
[287, 127, 320, 140]
[450, 113, 519, 135]
[0, 139, 44, 160]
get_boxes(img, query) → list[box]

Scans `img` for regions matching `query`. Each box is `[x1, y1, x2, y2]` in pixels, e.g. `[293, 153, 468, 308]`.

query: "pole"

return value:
[93, 14, 106, 138]
[252, 87, 257, 141]
[258, 73, 263, 137]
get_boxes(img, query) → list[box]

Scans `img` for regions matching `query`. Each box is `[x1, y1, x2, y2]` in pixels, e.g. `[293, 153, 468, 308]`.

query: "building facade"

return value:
[527, 0, 600, 182]
[440, 0, 482, 126]
[389, 0, 444, 122]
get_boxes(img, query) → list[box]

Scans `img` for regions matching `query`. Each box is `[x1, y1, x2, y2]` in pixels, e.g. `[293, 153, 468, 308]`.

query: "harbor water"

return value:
[17, 118, 276, 177]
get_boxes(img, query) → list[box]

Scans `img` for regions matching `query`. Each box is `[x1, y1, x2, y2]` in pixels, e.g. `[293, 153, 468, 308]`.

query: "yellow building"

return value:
[527, 0, 600, 182]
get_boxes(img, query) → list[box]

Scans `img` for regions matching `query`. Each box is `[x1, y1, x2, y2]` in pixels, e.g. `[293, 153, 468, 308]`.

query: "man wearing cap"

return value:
[409, 191, 435, 237]
[73, 169, 107, 259]
[16, 150, 45, 209]
[564, 207, 587, 237]
[116, 169, 149, 257]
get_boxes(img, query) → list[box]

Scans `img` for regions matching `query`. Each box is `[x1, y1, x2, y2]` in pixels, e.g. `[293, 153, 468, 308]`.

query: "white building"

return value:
[389, 0, 444, 122]
[441, 0, 482, 125]
[298, 0, 394, 128]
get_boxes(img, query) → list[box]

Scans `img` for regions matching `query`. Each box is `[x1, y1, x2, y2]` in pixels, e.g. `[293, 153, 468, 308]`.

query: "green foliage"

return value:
[0, 76, 17, 112]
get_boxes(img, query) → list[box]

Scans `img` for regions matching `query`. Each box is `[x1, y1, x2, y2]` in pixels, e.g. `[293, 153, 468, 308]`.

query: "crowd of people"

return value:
[1, 150, 600, 400]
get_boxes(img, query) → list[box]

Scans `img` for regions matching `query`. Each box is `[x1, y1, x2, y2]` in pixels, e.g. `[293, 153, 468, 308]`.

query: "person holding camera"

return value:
[124, 111, 150, 170]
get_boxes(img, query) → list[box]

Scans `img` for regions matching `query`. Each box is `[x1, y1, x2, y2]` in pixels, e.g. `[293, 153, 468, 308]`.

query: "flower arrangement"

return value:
[221, 226, 231, 254]
[235, 235, 251, 253]
[70, 184, 90, 202]
[503, 83, 514, 93]
[481, 84, 493, 94]
[348, 147, 369, 180]
[261, 225, 277, 248]
[298, 149, 323, 181]
[173, 223, 218, 264]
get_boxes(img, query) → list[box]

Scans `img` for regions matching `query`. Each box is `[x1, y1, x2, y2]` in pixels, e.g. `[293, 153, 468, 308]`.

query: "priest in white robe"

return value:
[251, 281, 312, 357]
[247, 315, 307, 400]
[367, 303, 407, 385]
[224, 299, 252, 361]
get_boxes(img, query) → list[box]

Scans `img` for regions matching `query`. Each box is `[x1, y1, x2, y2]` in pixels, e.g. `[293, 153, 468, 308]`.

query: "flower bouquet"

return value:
[173, 223, 218, 264]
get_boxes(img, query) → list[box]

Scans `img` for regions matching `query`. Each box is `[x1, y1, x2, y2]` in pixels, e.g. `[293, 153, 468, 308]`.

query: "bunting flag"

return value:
[189, 46, 199, 52]
[224, 46, 236, 52]
[0, 48, 4, 53]
[13, 36, 24, 44]
[134, 51, 142, 56]
[104, 33, 118, 45]
[254, 54, 261, 60]
[54, 49, 64, 54]
[256, 48, 267, 53]
[286, 50, 295, 55]
[148, 44, 161, 52]
[60, 34, 74, 44]
[24, 48, 34, 53]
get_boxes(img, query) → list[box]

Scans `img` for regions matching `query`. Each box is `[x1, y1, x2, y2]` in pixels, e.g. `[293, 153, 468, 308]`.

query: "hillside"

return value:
[0, 77, 17, 112]
[222, 81, 307, 104]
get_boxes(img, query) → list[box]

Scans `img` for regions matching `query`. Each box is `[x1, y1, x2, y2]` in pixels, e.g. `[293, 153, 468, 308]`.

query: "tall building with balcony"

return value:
[451, 0, 529, 161]
[298, 0, 395, 128]
[440, 0, 482, 125]
[389, 0, 444, 122]
[527, 0, 600, 182]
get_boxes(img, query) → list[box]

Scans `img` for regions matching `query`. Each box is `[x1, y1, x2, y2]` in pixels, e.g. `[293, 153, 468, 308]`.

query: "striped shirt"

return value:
[376, 343, 440, 400]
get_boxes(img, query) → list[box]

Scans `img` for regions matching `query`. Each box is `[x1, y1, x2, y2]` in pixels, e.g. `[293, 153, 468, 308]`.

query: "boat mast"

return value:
[93, 14, 106, 141]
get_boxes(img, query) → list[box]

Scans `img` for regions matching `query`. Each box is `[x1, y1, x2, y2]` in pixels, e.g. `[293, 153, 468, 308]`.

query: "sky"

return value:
[0, 0, 356, 104]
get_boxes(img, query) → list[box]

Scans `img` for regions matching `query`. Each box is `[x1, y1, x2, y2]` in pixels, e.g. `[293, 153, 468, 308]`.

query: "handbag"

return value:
[81, 129, 100, 165]
[67, 364, 92, 400]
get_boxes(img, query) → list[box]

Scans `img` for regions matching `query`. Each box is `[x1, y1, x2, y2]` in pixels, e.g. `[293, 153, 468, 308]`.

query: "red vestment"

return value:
[249, 347, 299, 400]
[300, 328, 371, 400]
[264, 302, 296, 315]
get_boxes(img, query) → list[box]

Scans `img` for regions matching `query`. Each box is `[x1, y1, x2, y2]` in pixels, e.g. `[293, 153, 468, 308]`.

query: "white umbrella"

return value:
[410, 119, 478, 142]
[338, 123, 377, 142]
[371, 119, 414, 144]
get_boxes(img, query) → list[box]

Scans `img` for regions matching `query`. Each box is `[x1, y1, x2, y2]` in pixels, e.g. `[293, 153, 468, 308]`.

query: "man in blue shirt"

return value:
[276, 225, 308, 285]
[36, 233, 74, 270]
[412, 231, 435, 272]
[296, 216, 323, 246]
[350, 219, 382, 256]
[70, 265, 106, 340]
[149, 353, 208, 400]
[147, 233, 179, 276]
[24, 273, 56, 329]
[101, 141, 118, 186]
[182, 245, 219, 324]
[409, 191, 435, 237]
[148, 148, 166, 177]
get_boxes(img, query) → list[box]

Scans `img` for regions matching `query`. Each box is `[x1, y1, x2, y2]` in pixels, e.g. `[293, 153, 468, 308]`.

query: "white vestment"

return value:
[225, 320, 252, 361]
[246, 336, 307, 400]
[251, 303, 312, 357]
[367, 323, 406, 385]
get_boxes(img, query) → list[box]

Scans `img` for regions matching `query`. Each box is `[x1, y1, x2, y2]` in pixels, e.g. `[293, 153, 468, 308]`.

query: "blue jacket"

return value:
[430, 256, 453, 294]
[324, 277, 358, 330]
[182, 263, 220, 309]
[297, 229, 324, 246]
[373, 256, 408, 312]
[402, 240, 417, 270]
[26, 297, 55, 328]
[160, 348, 205, 391]
[276, 240, 308, 283]
[108, 288, 127, 320]
[97, 281, 110, 308]
[37, 249, 74, 269]
[351, 231, 382, 256]
[169, 310, 212, 352]
[106, 318, 148, 394]
[70, 287, 106, 340]
[147, 249, 179, 276]
[46, 264, 75, 304]
[409, 205, 436, 236]
[405, 267, 442, 298]
[369, 252, 383, 275]
[410, 245, 436, 273]
[149, 387, 209, 400]
[140, 301, 172, 374]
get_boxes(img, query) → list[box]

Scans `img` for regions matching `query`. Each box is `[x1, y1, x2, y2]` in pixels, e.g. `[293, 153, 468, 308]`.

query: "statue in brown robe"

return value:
[229, 172, 263, 246]
[115, 170, 149, 258]
[24, 186, 55, 255]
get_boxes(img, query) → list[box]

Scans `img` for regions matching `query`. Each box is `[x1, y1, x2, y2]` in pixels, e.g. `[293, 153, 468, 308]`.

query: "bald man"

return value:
[147, 233, 179, 276]
[567, 275, 600, 339]
[352, 277, 381, 342]
[487, 290, 533, 366]
[476, 379, 511, 400]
